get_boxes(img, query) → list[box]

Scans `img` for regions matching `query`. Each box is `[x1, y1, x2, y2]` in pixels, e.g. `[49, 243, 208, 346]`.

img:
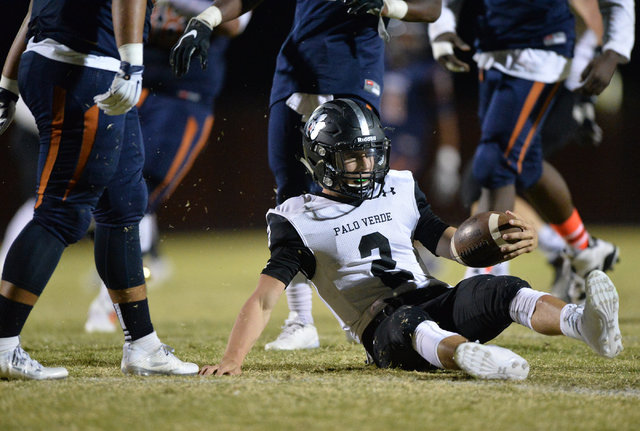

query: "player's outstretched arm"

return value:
[170, 0, 262, 76]
[427, 1, 470, 72]
[199, 274, 285, 377]
[0, 0, 31, 135]
[577, 0, 635, 95]
[94, 0, 148, 116]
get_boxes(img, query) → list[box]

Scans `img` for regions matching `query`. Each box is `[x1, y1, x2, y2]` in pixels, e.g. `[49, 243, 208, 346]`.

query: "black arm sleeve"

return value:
[261, 214, 316, 286]
[412, 181, 450, 256]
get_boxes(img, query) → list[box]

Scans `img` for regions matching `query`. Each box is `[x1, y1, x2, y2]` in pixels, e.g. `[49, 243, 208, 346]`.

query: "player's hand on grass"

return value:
[432, 32, 471, 73]
[94, 62, 144, 116]
[577, 50, 624, 96]
[199, 360, 242, 376]
[170, 18, 212, 77]
[0, 86, 18, 135]
[500, 211, 538, 261]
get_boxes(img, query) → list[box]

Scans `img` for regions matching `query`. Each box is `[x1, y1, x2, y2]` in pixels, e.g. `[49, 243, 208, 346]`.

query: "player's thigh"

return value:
[475, 72, 555, 188]
[93, 109, 147, 226]
[19, 53, 126, 207]
[429, 275, 529, 343]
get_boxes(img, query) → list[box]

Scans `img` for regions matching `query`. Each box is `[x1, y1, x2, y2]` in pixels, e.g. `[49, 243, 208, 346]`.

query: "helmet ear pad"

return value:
[301, 98, 390, 200]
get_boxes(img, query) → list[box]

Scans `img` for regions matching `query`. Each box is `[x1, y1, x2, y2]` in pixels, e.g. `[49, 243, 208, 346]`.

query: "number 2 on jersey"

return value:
[358, 232, 413, 288]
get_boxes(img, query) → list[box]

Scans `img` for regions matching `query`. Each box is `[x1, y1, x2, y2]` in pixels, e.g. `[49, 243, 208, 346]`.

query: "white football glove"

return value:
[94, 61, 144, 116]
[0, 84, 19, 135]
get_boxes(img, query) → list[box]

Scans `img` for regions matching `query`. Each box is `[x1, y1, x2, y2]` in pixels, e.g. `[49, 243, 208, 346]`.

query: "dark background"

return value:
[1, 0, 639, 235]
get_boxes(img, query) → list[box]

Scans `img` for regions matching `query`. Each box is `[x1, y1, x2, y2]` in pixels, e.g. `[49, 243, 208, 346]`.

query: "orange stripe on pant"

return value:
[503, 82, 545, 159]
[516, 82, 561, 173]
[35, 86, 66, 209]
[63, 104, 100, 200]
[147, 116, 199, 206]
[161, 115, 214, 201]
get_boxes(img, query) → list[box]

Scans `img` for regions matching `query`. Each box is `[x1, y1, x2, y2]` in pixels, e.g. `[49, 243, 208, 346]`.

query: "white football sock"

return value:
[130, 331, 162, 351]
[0, 336, 20, 353]
[559, 304, 584, 340]
[538, 224, 567, 261]
[412, 320, 458, 369]
[509, 288, 547, 330]
[0, 198, 35, 268]
[139, 213, 157, 255]
[286, 273, 314, 325]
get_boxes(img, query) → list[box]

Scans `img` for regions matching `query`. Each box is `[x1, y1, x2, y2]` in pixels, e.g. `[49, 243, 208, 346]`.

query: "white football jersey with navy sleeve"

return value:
[267, 170, 438, 338]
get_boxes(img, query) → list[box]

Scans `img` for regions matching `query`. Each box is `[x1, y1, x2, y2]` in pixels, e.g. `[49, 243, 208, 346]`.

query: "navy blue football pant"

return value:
[362, 275, 529, 371]
[2, 52, 147, 295]
[137, 89, 214, 213]
[268, 99, 317, 205]
[473, 68, 561, 191]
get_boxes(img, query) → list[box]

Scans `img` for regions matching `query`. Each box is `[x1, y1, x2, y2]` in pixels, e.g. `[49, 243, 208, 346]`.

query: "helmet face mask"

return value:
[302, 99, 390, 200]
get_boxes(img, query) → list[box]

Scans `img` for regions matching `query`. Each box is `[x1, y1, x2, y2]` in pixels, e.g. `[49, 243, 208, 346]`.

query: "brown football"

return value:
[450, 211, 523, 268]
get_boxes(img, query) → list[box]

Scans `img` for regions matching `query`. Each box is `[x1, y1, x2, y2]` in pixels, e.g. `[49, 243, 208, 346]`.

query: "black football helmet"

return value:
[301, 98, 390, 200]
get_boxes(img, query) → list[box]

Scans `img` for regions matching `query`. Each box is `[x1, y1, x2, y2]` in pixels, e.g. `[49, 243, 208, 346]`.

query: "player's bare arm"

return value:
[199, 274, 286, 376]
[112, 0, 148, 47]
[577, 0, 635, 95]
[569, 0, 604, 42]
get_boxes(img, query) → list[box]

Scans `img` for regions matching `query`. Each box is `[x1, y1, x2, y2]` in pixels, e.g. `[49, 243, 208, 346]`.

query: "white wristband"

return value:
[431, 41, 454, 60]
[0, 75, 19, 96]
[118, 43, 144, 65]
[196, 5, 223, 29]
[383, 0, 408, 20]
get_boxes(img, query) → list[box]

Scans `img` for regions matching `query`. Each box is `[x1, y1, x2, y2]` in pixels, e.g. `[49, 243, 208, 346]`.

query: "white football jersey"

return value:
[267, 170, 447, 338]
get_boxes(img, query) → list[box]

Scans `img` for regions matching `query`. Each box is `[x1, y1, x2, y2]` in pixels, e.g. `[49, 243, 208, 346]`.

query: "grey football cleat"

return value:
[571, 238, 619, 279]
[121, 342, 199, 376]
[0, 345, 68, 380]
[581, 270, 623, 358]
[454, 343, 529, 380]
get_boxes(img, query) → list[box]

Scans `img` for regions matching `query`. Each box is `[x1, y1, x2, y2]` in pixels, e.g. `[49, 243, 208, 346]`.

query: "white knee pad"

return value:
[509, 288, 547, 329]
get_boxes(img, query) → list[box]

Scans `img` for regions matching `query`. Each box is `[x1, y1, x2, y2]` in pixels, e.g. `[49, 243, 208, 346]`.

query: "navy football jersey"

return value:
[269, 0, 385, 111]
[27, 0, 154, 59]
[476, 0, 575, 57]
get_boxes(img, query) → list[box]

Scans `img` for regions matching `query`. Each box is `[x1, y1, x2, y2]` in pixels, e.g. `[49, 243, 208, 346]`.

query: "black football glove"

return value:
[170, 18, 212, 77]
[0, 87, 18, 135]
[341, 0, 384, 15]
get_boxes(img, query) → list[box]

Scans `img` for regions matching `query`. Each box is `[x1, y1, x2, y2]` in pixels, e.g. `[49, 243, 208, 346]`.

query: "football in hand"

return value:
[450, 211, 523, 268]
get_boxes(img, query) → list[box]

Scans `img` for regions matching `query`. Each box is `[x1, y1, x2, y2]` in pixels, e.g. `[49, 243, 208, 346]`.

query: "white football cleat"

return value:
[0, 344, 68, 380]
[84, 285, 117, 333]
[454, 342, 529, 380]
[571, 238, 619, 279]
[264, 312, 320, 351]
[580, 270, 623, 358]
[121, 342, 199, 376]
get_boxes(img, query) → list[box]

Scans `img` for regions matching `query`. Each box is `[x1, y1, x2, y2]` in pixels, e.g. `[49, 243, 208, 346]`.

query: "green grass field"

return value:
[1, 226, 639, 431]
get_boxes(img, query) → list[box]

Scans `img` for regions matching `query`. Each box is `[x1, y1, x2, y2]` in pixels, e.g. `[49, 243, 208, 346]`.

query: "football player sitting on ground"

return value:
[199, 99, 622, 380]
